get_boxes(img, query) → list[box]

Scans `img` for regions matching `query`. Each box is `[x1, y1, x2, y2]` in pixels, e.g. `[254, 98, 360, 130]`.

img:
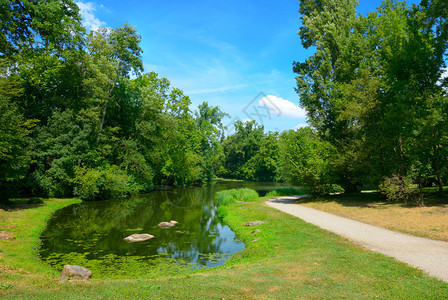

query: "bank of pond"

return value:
[38, 181, 297, 278]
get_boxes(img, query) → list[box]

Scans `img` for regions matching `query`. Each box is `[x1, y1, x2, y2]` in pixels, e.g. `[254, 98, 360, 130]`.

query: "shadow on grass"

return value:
[295, 191, 448, 209]
[0, 198, 45, 211]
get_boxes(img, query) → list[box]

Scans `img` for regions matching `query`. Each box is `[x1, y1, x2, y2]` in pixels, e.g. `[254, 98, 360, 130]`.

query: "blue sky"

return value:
[76, 0, 420, 133]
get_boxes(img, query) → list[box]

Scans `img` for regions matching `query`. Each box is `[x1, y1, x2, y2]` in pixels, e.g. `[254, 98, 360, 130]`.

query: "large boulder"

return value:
[59, 265, 92, 281]
[0, 231, 14, 240]
[158, 221, 178, 228]
[124, 233, 154, 243]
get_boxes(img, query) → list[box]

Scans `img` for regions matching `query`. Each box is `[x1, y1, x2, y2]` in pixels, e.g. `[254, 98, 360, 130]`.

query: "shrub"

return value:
[312, 184, 345, 195]
[379, 174, 416, 204]
[74, 165, 141, 201]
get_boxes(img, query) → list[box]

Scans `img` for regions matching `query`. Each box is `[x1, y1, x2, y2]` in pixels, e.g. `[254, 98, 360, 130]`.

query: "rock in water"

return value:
[59, 265, 92, 281]
[124, 233, 154, 243]
[0, 231, 15, 240]
[244, 221, 264, 227]
[158, 221, 175, 228]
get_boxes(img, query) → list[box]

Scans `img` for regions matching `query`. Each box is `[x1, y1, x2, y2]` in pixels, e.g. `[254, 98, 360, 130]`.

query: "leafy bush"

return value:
[312, 184, 345, 195]
[74, 165, 141, 201]
[266, 187, 310, 197]
[216, 188, 258, 218]
[379, 174, 416, 204]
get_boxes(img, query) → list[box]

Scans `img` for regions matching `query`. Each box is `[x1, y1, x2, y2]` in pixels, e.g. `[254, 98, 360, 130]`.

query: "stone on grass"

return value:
[158, 221, 177, 228]
[0, 231, 14, 240]
[124, 233, 154, 243]
[244, 221, 264, 227]
[251, 229, 261, 235]
[59, 265, 92, 281]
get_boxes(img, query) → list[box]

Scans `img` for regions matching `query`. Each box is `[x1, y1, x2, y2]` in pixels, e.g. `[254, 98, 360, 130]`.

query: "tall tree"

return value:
[84, 24, 143, 143]
[195, 102, 228, 182]
[294, 0, 448, 191]
[277, 127, 337, 194]
[294, 0, 359, 138]
[0, 96, 35, 201]
[0, 0, 84, 59]
[220, 120, 264, 180]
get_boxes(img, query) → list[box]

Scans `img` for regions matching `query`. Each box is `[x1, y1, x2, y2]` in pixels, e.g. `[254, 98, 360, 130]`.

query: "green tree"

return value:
[241, 132, 279, 181]
[31, 109, 98, 197]
[195, 102, 228, 182]
[277, 127, 339, 195]
[0, 0, 84, 58]
[294, 0, 359, 137]
[84, 24, 143, 143]
[0, 96, 35, 201]
[219, 120, 264, 180]
[134, 72, 202, 186]
[294, 0, 448, 193]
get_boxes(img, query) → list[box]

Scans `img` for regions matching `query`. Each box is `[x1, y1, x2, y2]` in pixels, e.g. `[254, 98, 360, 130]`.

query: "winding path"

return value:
[266, 196, 448, 282]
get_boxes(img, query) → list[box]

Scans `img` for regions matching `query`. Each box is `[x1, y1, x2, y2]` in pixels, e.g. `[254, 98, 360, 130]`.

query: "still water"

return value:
[39, 181, 292, 278]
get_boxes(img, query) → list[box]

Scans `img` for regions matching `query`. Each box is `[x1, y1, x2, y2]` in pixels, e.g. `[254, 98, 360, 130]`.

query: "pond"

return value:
[39, 181, 293, 279]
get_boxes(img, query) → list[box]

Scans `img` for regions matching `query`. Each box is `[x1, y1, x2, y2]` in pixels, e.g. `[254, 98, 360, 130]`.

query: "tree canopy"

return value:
[1, 0, 448, 204]
[290, 0, 448, 199]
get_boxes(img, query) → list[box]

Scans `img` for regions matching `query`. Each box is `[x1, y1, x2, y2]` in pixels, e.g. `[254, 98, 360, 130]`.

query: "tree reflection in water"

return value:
[39, 181, 293, 277]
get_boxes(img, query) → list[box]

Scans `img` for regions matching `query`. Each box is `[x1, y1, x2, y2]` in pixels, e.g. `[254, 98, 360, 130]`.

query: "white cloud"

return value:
[440, 68, 448, 82]
[258, 95, 307, 118]
[76, 2, 106, 32]
[293, 123, 308, 130]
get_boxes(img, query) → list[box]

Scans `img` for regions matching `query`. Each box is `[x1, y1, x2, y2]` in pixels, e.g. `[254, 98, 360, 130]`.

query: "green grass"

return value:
[0, 194, 447, 299]
[216, 188, 258, 205]
[0, 198, 82, 275]
[216, 188, 258, 218]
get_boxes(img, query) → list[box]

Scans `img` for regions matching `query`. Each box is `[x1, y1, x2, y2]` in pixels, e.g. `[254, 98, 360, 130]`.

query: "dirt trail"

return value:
[266, 196, 448, 282]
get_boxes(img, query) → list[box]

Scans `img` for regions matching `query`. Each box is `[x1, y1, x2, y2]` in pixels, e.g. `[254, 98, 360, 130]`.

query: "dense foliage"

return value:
[1, 0, 447, 202]
[0, 1, 227, 202]
[218, 121, 278, 181]
[288, 0, 448, 199]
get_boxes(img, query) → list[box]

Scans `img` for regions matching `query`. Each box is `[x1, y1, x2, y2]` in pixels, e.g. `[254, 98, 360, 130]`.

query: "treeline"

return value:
[0, 1, 227, 201]
[219, 0, 448, 203]
[2, 0, 447, 203]
[289, 0, 448, 200]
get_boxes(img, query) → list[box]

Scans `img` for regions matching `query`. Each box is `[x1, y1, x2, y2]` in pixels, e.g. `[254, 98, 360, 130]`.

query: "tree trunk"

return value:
[97, 101, 107, 143]
[96, 81, 115, 143]
[433, 144, 444, 194]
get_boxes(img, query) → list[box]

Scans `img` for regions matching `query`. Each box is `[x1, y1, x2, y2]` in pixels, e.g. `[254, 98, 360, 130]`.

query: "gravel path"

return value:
[266, 196, 448, 282]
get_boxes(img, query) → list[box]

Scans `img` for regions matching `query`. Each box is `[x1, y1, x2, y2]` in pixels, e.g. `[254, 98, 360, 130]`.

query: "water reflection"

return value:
[39, 181, 294, 277]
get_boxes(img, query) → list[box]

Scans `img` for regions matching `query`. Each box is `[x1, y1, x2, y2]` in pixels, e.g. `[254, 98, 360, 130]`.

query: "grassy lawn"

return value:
[298, 192, 448, 241]
[0, 195, 447, 299]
